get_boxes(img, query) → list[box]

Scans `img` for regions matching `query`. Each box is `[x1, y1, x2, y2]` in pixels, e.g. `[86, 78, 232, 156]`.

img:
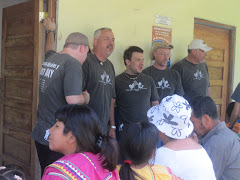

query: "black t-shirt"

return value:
[115, 73, 159, 125]
[171, 58, 210, 101]
[82, 53, 115, 134]
[143, 66, 184, 103]
[32, 50, 82, 145]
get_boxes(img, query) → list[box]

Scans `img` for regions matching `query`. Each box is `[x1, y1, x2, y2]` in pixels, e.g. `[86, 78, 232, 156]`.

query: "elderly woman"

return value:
[147, 94, 216, 180]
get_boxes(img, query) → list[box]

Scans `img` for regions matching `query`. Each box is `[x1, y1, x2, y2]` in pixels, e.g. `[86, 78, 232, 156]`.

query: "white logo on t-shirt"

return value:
[99, 71, 112, 85]
[157, 78, 171, 89]
[126, 80, 147, 91]
[194, 70, 204, 80]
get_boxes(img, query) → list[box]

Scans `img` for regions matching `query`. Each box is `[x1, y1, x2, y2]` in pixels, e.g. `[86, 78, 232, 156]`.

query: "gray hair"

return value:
[94, 27, 112, 39]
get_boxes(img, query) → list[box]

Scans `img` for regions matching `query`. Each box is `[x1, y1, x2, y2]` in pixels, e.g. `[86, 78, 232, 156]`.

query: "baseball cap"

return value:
[188, 39, 212, 52]
[64, 32, 89, 47]
[152, 42, 173, 59]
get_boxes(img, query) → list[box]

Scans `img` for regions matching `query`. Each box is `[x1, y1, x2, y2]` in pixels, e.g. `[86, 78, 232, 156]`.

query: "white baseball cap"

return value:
[188, 39, 213, 52]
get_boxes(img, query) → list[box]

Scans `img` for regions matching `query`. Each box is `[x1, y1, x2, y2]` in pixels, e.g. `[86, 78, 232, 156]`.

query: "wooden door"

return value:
[194, 21, 234, 122]
[0, 0, 43, 179]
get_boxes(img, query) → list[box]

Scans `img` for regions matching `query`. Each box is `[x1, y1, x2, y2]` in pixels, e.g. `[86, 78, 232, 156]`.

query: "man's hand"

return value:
[108, 128, 116, 139]
[43, 17, 56, 32]
[82, 91, 90, 104]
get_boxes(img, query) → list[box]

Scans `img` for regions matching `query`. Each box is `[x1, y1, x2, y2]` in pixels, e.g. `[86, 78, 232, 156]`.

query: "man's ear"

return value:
[125, 59, 131, 66]
[93, 38, 97, 47]
[201, 114, 211, 127]
[192, 49, 198, 55]
[79, 44, 85, 53]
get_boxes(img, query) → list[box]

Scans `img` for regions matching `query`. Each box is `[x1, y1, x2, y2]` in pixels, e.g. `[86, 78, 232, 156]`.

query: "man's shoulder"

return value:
[166, 68, 181, 75]
[142, 66, 152, 74]
[171, 58, 187, 70]
[115, 72, 125, 80]
[203, 123, 239, 147]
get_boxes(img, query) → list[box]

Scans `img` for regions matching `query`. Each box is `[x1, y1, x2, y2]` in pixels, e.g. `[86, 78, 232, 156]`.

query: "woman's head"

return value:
[49, 104, 103, 155]
[120, 122, 159, 165]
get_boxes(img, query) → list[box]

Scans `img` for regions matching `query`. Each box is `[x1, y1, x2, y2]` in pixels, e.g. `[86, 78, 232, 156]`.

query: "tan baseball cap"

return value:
[152, 42, 173, 60]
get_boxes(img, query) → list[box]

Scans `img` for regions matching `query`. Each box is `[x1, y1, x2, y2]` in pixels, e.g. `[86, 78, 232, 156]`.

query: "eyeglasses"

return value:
[159, 53, 171, 57]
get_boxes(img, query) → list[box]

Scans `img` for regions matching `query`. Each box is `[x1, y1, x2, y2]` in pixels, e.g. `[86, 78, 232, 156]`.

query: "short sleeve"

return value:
[64, 59, 82, 96]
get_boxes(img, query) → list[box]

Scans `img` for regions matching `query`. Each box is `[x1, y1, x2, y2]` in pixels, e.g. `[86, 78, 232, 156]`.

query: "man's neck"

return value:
[153, 63, 167, 70]
[125, 69, 140, 75]
[186, 55, 199, 65]
[92, 49, 108, 62]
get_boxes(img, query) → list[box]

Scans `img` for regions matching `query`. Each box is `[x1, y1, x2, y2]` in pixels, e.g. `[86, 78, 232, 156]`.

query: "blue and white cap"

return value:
[147, 94, 193, 139]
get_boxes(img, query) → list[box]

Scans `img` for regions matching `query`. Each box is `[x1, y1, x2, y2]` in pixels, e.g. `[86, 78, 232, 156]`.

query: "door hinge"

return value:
[39, 12, 48, 22]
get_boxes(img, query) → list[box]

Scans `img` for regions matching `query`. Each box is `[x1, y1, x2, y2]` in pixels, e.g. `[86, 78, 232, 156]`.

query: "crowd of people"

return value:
[18, 17, 239, 179]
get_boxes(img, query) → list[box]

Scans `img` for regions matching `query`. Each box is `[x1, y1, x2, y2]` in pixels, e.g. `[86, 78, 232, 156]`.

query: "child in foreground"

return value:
[117, 122, 180, 180]
[42, 104, 119, 179]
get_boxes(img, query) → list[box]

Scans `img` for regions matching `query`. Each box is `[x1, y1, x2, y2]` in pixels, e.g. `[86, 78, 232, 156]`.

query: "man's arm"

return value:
[229, 102, 240, 129]
[108, 98, 116, 138]
[208, 87, 212, 97]
[43, 18, 56, 53]
[65, 91, 90, 105]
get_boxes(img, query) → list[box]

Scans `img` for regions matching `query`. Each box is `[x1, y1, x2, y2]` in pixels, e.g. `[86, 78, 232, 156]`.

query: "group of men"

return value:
[31, 17, 240, 179]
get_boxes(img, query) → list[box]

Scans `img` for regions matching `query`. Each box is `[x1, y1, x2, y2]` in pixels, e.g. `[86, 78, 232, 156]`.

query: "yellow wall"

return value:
[56, 0, 240, 90]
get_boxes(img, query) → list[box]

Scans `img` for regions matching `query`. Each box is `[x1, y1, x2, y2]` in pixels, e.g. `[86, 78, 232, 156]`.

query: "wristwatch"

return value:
[46, 30, 55, 34]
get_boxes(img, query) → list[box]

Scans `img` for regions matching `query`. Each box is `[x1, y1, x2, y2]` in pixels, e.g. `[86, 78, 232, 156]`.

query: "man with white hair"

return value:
[147, 94, 216, 180]
[82, 28, 116, 138]
[172, 39, 212, 101]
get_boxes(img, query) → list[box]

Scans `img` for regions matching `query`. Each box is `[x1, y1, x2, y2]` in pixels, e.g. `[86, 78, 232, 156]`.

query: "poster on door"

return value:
[152, 26, 172, 67]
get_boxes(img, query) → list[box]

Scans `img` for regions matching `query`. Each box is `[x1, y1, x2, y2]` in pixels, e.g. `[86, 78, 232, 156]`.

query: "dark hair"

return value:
[123, 46, 143, 65]
[55, 104, 119, 171]
[190, 96, 218, 120]
[119, 122, 159, 180]
[0, 164, 26, 180]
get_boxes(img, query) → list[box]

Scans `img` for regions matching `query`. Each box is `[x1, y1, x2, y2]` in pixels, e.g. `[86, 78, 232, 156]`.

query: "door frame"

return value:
[194, 18, 236, 107]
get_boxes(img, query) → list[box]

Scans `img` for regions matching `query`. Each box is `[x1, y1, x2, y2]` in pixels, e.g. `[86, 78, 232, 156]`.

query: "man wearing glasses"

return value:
[171, 39, 212, 102]
[143, 42, 184, 103]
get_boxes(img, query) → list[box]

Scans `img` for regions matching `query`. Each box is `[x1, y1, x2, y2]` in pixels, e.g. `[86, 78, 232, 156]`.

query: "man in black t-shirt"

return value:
[143, 42, 184, 103]
[82, 28, 116, 138]
[172, 39, 212, 102]
[115, 46, 159, 130]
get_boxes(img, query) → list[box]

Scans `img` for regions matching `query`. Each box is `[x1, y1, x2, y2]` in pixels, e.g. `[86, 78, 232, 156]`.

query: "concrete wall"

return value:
[56, 0, 240, 90]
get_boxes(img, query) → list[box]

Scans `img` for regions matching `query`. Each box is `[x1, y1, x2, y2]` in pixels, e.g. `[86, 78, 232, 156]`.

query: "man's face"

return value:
[82, 45, 89, 62]
[190, 112, 207, 139]
[94, 30, 115, 58]
[153, 48, 170, 68]
[193, 49, 207, 63]
[126, 52, 144, 74]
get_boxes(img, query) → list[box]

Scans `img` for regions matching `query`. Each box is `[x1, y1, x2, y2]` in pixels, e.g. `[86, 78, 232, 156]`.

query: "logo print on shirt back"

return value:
[126, 80, 147, 91]
[157, 78, 171, 89]
[99, 71, 112, 85]
[194, 70, 204, 80]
